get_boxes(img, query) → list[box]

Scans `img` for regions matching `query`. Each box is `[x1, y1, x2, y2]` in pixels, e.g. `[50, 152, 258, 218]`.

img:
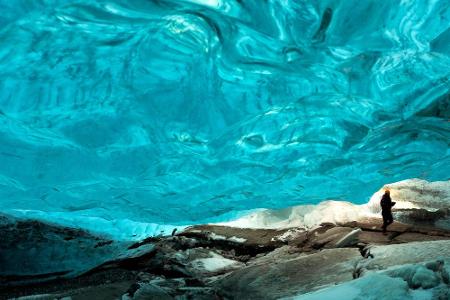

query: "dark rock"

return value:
[95, 240, 114, 248]
[0, 214, 126, 285]
[177, 287, 219, 300]
[394, 208, 449, 225]
[128, 237, 160, 250]
[357, 230, 393, 244]
[179, 225, 288, 257]
[287, 230, 308, 248]
[307, 226, 355, 249]
[338, 218, 413, 233]
[127, 282, 141, 297]
[393, 232, 449, 243]
[88, 244, 157, 274]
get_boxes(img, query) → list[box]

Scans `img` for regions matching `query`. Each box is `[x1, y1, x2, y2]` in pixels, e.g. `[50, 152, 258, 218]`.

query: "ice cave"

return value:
[0, 0, 449, 299]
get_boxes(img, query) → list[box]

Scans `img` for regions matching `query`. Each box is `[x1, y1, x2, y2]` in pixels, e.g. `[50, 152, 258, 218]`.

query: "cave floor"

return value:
[2, 215, 450, 300]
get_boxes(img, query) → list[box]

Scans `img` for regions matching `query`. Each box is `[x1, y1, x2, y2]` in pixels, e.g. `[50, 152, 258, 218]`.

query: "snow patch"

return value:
[190, 252, 241, 273]
[209, 232, 246, 243]
[368, 179, 450, 212]
[273, 228, 306, 242]
[216, 200, 375, 229]
[228, 236, 247, 243]
[216, 179, 449, 230]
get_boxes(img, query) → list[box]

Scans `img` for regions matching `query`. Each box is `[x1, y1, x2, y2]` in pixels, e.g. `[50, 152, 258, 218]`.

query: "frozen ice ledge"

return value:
[1, 179, 450, 299]
[2, 178, 449, 241]
[0, 178, 449, 288]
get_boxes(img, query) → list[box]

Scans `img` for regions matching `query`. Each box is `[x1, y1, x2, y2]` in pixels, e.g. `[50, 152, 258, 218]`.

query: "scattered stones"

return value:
[179, 225, 288, 257]
[2, 216, 450, 299]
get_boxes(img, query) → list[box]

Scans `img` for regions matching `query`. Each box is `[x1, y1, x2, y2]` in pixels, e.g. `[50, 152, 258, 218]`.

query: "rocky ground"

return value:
[1, 208, 450, 300]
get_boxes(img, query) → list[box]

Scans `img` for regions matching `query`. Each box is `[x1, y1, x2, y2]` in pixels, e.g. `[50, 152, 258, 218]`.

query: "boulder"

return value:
[216, 248, 361, 299]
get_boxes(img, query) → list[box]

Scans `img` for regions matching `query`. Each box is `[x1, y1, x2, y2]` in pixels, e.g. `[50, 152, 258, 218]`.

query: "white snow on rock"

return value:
[216, 179, 449, 230]
[4, 179, 447, 240]
[190, 252, 242, 273]
[228, 236, 247, 243]
[367, 179, 450, 212]
[272, 228, 306, 242]
[216, 200, 375, 229]
[209, 232, 247, 243]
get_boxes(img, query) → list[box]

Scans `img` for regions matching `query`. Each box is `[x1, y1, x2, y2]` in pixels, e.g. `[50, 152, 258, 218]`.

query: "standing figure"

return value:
[380, 190, 396, 234]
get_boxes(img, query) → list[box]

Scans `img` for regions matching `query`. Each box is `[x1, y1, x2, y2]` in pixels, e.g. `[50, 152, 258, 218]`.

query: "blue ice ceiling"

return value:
[0, 0, 449, 225]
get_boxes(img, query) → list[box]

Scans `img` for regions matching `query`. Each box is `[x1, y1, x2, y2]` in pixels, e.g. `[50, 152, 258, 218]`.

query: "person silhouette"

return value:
[380, 189, 396, 234]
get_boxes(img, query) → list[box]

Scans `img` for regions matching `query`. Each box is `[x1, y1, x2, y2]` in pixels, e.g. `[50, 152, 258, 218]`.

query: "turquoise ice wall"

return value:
[0, 0, 449, 224]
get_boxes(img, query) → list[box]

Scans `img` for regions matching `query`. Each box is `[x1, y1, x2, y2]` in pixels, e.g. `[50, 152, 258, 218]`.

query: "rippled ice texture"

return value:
[0, 0, 449, 225]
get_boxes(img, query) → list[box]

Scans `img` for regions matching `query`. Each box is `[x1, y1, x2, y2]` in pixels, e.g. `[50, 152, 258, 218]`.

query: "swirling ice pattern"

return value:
[0, 0, 449, 224]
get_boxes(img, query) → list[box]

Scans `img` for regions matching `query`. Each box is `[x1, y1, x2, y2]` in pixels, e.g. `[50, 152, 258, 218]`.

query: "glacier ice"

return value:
[292, 240, 450, 299]
[0, 0, 449, 228]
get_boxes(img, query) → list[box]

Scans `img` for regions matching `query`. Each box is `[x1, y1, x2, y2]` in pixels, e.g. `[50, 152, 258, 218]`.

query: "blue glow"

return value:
[0, 0, 449, 226]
